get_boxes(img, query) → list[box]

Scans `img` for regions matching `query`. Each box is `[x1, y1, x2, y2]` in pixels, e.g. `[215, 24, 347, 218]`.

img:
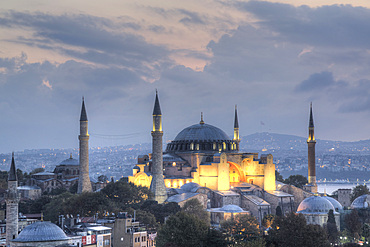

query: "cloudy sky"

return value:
[1, 0, 370, 153]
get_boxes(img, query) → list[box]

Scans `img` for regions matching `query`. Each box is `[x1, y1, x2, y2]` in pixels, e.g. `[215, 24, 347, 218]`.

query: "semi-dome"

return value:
[323, 196, 343, 211]
[297, 196, 335, 214]
[351, 194, 370, 209]
[166, 121, 238, 153]
[13, 222, 70, 242]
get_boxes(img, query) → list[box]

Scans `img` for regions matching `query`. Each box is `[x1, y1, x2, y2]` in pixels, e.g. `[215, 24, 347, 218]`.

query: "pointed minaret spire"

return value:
[80, 97, 88, 121]
[306, 102, 317, 193]
[78, 97, 92, 193]
[234, 105, 239, 129]
[6, 153, 19, 245]
[150, 90, 167, 203]
[233, 105, 240, 151]
[153, 90, 162, 116]
[200, 112, 205, 125]
[309, 102, 314, 128]
[8, 152, 17, 181]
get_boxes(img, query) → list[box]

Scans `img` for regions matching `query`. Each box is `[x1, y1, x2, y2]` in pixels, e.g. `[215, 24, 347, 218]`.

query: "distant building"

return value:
[338, 189, 351, 208]
[99, 212, 151, 247]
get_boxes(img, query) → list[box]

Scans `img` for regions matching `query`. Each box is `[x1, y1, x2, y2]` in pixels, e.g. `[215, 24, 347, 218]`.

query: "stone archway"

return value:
[228, 162, 244, 183]
[133, 172, 151, 188]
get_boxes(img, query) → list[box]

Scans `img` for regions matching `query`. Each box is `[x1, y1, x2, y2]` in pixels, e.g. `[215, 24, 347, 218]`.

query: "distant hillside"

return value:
[240, 132, 370, 154]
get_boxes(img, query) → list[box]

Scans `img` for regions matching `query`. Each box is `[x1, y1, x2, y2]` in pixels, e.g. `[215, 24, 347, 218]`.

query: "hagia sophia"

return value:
[4, 92, 370, 246]
[128, 92, 345, 227]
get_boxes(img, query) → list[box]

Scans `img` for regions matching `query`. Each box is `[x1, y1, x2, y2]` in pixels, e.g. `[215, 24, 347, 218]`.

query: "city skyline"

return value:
[1, 1, 370, 152]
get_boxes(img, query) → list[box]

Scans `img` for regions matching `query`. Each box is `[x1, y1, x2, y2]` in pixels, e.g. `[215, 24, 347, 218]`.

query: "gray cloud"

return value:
[239, 1, 370, 49]
[0, 11, 171, 74]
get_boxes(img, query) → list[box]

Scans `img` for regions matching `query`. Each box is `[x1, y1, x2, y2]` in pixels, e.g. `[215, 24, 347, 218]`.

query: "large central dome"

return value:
[166, 120, 238, 153]
[174, 123, 231, 142]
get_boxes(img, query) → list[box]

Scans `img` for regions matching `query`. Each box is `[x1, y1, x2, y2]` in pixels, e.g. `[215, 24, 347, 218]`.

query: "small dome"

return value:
[13, 222, 70, 242]
[220, 204, 244, 213]
[60, 156, 79, 166]
[174, 123, 230, 142]
[133, 165, 140, 170]
[323, 196, 343, 211]
[180, 182, 200, 193]
[351, 194, 370, 209]
[297, 196, 335, 214]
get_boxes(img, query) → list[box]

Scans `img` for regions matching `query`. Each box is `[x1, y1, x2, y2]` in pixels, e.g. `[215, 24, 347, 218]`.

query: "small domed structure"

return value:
[297, 196, 335, 214]
[59, 155, 79, 166]
[219, 204, 244, 213]
[323, 196, 343, 211]
[11, 221, 71, 246]
[351, 194, 370, 209]
[297, 196, 340, 229]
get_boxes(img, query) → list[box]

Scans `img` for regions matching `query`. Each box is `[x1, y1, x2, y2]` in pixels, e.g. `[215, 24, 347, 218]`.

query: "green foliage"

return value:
[182, 199, 210, 225]
[140, 200, 180, 224]
[101, 181, 151, 208]
[326, 209, 338, 243]
[98, 175, 108, 182]
[220, 214, 261, 244]
[43, 192, 74, 222]
[345, 209, 362, 239]
[262, 214, 276, 229]
[283, 175, 308, 189]
[351, 185, 370, 203]
[126, 208, 157, 229]
[19, 195, 52, 214]
[69, 182, 78, 194]
[234, 238, 266, 247]
[204, 228, 228, 247]
[156, 211, 209, 247]
[275, 206, 283, 217]
[275, 170, 284, 182]
[362, 223, 370, 241]
[0, 171, 8, 189]
[267, 212, 330, 247]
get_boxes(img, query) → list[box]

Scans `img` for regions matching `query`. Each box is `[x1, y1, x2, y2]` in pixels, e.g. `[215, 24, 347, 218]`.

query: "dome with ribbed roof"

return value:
[174, 123, 230, 142]
[323, 196, 343, 211]
[297, 196, 335, 214]
[166, 121, 237, 153]
[12, 222, 70, 243]
[60, 156, 79, 166]
[351, 194, 370, 209]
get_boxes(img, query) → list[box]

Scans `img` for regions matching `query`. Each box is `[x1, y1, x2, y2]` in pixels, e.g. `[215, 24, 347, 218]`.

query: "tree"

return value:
[98, 175, 108, 183]
[156, 211, 208, 247]
[204, 228, 228, 247]
[283, 175, 308, 189]
[262, 214, 276, 229]
[182, 199, 209, 225]
[326, 209, 338, 243]
[362, 223, 370, 242]
[267, 212, 330, 247]
[140, 200, 180, 224]
[221, 214, 261, 244]
[351, 185, 369, 202]
[345, 209, 362, 239]
[275, 171, 284, 182]
[275, 206, 283, 217]
[101, 181, 151, 209]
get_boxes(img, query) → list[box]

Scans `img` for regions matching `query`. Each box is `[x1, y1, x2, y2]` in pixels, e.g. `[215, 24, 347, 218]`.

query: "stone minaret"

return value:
[6, 153, 19, 245]
[233, 105, 240, 151]
[78, 98, 92, 193]
[307, 102, 317, 193]
[149, 91, 167, 203]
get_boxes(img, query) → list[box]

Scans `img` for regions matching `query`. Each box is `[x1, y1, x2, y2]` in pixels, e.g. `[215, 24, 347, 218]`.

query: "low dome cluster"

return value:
[297, 196, 342, 214]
